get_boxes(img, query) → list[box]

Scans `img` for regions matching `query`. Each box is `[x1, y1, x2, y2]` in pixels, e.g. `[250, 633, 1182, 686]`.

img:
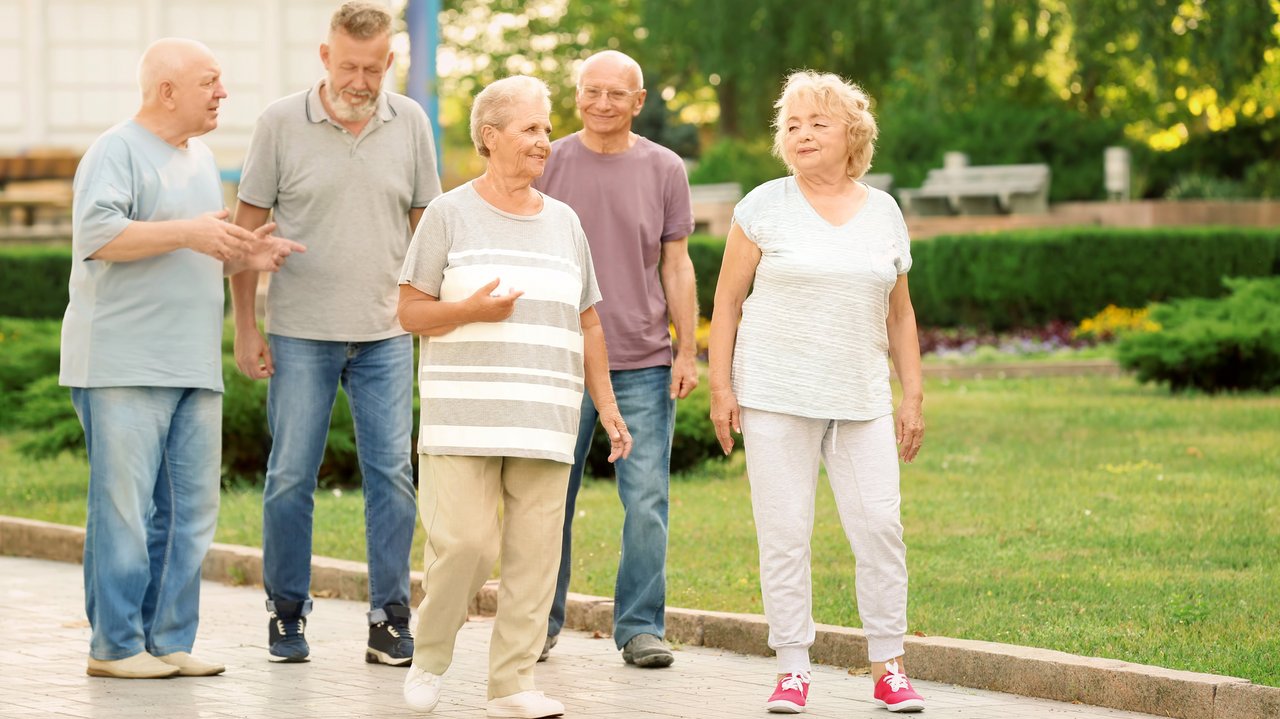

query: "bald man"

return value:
[533, 50, 696, 668]
[60, 38, 302, 680]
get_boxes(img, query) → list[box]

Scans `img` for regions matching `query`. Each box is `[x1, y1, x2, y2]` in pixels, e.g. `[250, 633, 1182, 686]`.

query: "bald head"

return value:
[578, 50, 643, 90]
[137, 38, 217, 102]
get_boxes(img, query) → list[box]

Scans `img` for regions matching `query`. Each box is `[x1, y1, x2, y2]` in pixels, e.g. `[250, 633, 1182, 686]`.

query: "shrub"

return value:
[688, 138, 786, 194]
[1073, 305, 1160, 343]
[0, 318, 63, 429]
[14, 375, 84, 459]
[687, 235, 726, 320]
[0, 245, 72, 318]
[910, 227, 1280, 330]
[1163, 173, 1247, 200]
[1116, 277, 1280, 393]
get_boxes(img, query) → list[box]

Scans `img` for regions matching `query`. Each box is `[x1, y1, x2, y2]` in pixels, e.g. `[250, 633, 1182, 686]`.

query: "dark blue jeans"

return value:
[548, 365, 675, 648]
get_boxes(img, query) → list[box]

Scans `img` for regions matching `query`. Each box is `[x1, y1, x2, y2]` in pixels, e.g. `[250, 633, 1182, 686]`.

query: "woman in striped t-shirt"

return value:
[397, 75, 631, 718]
[709, 71, 927, 714]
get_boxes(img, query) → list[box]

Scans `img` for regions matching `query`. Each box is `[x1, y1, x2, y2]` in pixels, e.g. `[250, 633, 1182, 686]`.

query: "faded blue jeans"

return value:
[71, 386, 222, 661]
[548, 365, 675, 649]
[261, 334, 416, 620]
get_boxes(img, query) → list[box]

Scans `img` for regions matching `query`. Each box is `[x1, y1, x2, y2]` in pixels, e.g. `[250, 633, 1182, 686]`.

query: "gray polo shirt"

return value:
[238, 80, 442, 341]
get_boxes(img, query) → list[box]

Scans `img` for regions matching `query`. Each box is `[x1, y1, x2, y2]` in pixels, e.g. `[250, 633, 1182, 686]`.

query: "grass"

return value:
[2, 374, 1276, 685]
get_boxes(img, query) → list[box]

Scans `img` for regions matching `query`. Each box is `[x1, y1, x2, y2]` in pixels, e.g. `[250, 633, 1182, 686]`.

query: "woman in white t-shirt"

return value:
[709, 71, 927, 714]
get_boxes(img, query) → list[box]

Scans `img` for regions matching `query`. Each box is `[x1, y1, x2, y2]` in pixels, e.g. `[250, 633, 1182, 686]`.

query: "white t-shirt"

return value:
[731, 176, 912, 420]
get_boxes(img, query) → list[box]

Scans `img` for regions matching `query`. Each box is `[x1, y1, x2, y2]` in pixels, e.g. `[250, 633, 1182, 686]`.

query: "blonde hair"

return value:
[470, 75, 551, 158]
[330, 1, 392, 40]
[771, 70, 878, 179]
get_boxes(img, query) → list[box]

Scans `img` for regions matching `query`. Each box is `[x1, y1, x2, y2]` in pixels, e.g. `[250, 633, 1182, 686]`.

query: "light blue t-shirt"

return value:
[59, 120, 226, 392]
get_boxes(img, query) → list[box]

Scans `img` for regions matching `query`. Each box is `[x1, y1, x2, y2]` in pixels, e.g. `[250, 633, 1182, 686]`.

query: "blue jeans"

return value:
[549, 365, 675, 648]
[71, 386, 221, 661]
[261, 334, 416, 617]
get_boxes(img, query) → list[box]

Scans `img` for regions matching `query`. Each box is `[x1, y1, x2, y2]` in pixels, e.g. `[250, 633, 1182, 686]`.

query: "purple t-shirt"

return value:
[533, 133, 694, 370]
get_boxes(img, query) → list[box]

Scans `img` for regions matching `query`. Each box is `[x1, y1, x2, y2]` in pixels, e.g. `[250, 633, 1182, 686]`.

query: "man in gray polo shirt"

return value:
[229, 0, 441, 666]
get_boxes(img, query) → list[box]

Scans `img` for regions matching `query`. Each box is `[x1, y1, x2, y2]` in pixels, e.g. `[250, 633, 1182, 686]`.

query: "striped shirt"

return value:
[398, 182, 601, 463]
[732, 177, 912, 421]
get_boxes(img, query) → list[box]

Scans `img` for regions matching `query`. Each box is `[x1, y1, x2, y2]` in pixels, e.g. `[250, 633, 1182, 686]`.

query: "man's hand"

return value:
[239, 222, 306, 273]
[185, 209, 258, 261]
[234, 326, 274, 380]
[670, 350, 699, 400]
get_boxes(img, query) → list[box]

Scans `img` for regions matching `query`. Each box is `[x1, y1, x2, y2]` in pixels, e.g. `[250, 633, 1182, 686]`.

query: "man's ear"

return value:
[320, 42, 331, 70]
[157, 80, 177, 109]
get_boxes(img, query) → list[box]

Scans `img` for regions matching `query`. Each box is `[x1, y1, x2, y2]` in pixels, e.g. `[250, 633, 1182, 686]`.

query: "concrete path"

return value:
[0, 556, 1164, 719]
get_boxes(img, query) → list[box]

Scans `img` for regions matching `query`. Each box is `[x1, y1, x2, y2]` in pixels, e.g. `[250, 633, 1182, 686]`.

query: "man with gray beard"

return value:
[230, 0, 441, 666]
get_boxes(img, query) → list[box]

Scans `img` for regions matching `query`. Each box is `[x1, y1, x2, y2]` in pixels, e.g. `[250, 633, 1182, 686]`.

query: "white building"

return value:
[1, 0, 388, 166]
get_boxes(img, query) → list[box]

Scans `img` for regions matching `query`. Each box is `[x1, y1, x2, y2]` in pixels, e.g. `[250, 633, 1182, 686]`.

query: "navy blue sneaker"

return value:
[366, 604, 413, 666]
[268, 600, 310, 663]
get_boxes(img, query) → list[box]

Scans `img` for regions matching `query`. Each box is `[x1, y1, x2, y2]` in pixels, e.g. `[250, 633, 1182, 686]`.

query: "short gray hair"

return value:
[470, 75, 551, 158]
[330, 1, 392, 39]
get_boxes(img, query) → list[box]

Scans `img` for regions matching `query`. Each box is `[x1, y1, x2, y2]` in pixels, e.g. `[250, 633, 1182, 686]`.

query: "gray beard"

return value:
[327, 85, 377, 123]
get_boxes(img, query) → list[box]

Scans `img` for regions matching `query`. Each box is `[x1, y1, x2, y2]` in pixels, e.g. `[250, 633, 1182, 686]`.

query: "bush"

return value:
[0, 318, 63, 428]
[584, 377, 730, 479]
[910, 227, 1280, 330]
[13, 375, 84, 459]
[688, 138, 786, 194]
[1116, 277, 1280, 393]
[1163, 173, 1247, 200]
[0, 245, 72, 318]
[687, 235, 726, 320]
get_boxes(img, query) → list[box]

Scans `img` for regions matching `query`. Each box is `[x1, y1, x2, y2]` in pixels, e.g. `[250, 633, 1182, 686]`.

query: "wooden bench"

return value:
[690, 182, 743, 236]
[898, 164, 1050, 216]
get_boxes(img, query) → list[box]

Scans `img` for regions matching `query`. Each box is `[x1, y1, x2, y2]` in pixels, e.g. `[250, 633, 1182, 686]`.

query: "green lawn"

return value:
[2, 374, 1276, 685]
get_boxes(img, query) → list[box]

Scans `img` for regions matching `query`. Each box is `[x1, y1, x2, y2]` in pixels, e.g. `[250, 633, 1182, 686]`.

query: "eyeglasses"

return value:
[578, 86, 642, 103]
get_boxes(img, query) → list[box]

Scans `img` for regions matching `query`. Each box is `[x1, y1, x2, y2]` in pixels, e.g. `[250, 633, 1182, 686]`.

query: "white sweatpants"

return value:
[741, 408, 908, 671]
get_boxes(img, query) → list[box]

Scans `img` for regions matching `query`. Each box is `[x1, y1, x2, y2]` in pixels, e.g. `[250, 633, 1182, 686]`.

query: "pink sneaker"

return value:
[873, 661, 925, 712]
[766, 672, 811, 713]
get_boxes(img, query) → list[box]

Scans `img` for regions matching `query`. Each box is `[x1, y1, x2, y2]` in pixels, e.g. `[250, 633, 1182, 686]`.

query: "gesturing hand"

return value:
[240, 221, 306, 273]
[466, 278, 524, 323]
[186, 209, 257, 262]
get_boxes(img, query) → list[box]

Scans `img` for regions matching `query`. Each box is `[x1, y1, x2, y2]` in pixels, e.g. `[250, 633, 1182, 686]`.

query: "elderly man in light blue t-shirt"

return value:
[60, 38, 301, 681]
[229, 1, 441, 666]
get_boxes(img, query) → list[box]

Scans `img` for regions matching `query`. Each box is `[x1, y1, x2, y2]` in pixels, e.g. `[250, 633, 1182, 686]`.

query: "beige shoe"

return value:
[86, 653, 180, 679]
[155, 651, 226, 676]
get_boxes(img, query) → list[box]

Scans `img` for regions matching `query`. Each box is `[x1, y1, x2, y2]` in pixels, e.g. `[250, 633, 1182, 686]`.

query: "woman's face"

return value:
[486, 96, 552, 181]
[782, 100, 848, 178]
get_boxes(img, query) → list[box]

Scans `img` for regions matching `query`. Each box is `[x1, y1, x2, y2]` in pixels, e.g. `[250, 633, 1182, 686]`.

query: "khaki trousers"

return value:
[412, 454, 569, 699]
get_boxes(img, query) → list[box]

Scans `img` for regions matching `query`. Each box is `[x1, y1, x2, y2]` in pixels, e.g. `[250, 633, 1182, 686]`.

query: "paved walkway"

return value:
[0, 556, 1163, 719]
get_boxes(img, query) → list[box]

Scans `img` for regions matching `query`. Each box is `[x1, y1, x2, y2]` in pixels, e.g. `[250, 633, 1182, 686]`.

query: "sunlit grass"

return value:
[2, 374, 1276, 685]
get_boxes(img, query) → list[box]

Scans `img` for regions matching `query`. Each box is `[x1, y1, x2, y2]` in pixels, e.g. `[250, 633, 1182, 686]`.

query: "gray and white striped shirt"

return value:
[399, 182, 601, 463]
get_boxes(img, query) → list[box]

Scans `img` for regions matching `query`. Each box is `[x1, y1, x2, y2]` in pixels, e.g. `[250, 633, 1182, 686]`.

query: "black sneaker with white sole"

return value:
[367, 603, 414, 666]
[268, 600, 310, 663]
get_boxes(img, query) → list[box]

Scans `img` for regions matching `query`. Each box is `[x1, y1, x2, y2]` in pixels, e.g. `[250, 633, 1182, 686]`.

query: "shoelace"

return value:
[780, 672, 810, 692]
[275, 616, 305, 637]
[388, 618, 413, 640]
[882, 661, 910, 692]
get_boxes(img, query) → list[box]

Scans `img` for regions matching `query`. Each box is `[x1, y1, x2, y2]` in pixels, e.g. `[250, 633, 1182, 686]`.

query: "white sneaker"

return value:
[486, 690, 565, 718]
[403, 665, 443, 712]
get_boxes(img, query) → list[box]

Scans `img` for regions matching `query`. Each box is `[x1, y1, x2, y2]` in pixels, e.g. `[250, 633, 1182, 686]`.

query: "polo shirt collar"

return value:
[305, 78, 395, 125]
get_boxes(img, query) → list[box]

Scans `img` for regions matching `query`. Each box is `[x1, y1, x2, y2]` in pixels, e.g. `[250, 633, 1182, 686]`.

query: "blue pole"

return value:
[406, 0, 442, 175]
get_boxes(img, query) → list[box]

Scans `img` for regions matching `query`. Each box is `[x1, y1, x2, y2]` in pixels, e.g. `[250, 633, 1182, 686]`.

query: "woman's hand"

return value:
[710, 387, 741, 455]
[596, 403, 633, 462]
[896, 397, 924, 463]
[465, 278, 524, 323]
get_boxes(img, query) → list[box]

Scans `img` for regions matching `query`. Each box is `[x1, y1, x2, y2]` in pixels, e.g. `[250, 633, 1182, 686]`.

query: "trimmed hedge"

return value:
[0, 244, 72, 319]
[684, 228, 1280, 329]
[910, 227, 1280, 329]
[1117, 276, 1280, 392]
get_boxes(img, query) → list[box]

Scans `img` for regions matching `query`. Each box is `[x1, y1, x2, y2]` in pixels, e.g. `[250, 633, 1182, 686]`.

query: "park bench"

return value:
[897, 163, 1050, 216]
[690, 182, 742, 236]
[0, 152, 80, 228]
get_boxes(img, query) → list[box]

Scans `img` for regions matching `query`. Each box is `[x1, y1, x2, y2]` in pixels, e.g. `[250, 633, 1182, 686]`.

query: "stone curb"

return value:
[4, 515, 1274, 719]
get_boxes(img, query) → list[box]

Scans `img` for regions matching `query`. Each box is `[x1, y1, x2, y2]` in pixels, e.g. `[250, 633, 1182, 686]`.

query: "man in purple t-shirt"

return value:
[533, 50, 697, 668]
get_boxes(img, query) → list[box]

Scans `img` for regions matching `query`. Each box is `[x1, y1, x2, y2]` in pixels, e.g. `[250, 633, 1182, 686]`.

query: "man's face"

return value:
[321, 30, 393, 123]
[173, 54, 227, 137]
[575, 59, 645, 138]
